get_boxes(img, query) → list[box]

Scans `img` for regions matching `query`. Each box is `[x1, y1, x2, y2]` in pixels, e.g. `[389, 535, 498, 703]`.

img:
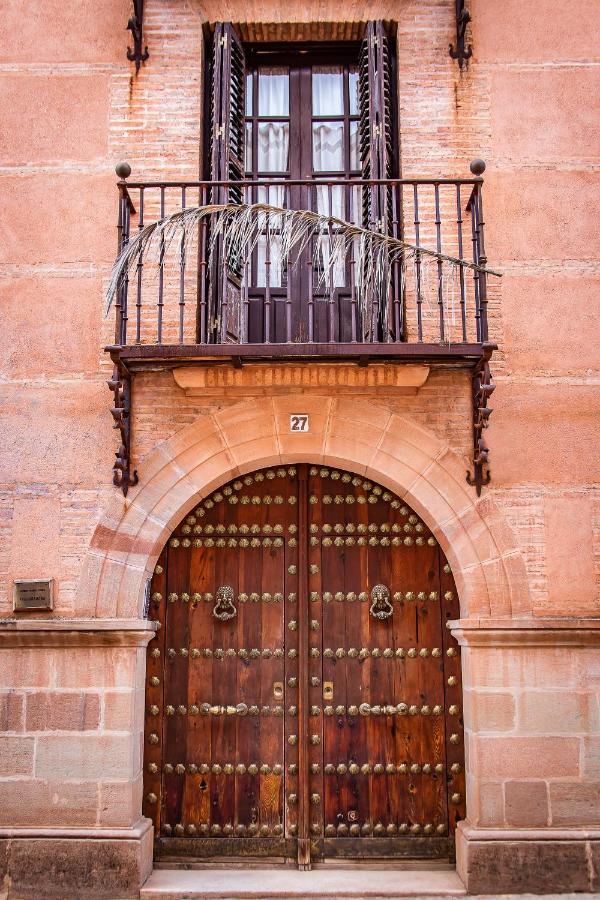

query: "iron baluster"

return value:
[455, 184, 468, 341]
[135, 187, 144, 343]
[413, 183, 423, 341]
[157, 186, 165, 343]
[178, 186, 186, 343]
[434, 183, 445, 342]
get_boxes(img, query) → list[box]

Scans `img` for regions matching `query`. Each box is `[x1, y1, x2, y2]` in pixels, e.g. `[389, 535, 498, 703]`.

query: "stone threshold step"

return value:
[140, 867, 466, 898]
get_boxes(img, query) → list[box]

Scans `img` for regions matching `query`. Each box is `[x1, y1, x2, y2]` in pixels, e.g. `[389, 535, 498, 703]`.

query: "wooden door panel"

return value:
[144, 464, 465, 863]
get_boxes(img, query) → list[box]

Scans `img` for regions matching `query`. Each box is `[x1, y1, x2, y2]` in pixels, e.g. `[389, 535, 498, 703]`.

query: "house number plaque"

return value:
[13, 579, 53, 612]
[290, 414, 309, 432]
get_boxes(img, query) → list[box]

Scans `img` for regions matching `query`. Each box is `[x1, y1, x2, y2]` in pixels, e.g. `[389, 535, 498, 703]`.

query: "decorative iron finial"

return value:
[449, 0, 473, 68]
[126, 0, 149, 74]
[470, 158, 486, 176]
[115, 161, 132, 180]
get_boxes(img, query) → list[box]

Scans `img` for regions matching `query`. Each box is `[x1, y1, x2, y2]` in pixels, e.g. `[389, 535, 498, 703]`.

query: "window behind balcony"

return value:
[206, 22, 398, 345]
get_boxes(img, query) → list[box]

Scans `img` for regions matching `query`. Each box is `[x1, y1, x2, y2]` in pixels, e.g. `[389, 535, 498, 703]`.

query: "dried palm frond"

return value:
[106, 201, 501, 321]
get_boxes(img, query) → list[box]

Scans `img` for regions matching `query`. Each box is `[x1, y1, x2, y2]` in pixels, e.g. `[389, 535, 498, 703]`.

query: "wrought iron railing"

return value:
[112, 170, 491, 350]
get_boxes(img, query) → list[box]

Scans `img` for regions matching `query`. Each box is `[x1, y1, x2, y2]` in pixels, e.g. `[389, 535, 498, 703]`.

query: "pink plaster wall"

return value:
[0, 0, 598, 620]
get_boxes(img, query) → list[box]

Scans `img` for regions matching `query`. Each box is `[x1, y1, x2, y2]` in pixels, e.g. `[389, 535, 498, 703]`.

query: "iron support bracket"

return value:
[466, 342, 494, 495]
[126, 0, 149, 74]
[108, 362, 139, 496]
[449, 0, 473, 68]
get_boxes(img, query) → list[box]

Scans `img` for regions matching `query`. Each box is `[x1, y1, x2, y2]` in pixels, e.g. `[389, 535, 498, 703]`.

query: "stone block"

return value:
[0, 691, 24, 731]
[485, 170, 600, 262]
[0, 75, 110, 164]
[0, 735, 34, 776]
[463, 690, 516, 733]
[474, 735, 580, 778]
[549, 781, 600, 826]
[98, 776, 144, 827]
[501, 273, 600, 375]
[582, 737, 600, 777]
[0, 383, 113, 485]
[0, 0, 126, 63]
[25, 692, 100, 732]
[0, 174, 115, 266]
[0, 649, 53, 688]
[0, 274, 103, 379]
[54, 647, 136, 689]
[9, 496, 61, 587]
[0, 780, 98, 828]
[467, 777, 504, 827]
[543, 495, 597, 616]
[505, 780, 549, 826]
[518, 690, 596, 734]
[458, 834, 590, 893]
[1, 832, 152, 899]
[464, 645, 578, 691]
[35, 734, 135, 780]
[103, 690, 136, 731]
[491, 68, 600, 163]
[489, 382, 600, 486]
[473, 0, 600, 62]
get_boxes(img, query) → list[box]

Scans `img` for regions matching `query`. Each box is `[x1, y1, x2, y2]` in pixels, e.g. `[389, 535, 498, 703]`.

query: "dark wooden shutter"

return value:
[359, 21, 395, 340]
[209, 22, 246, 343]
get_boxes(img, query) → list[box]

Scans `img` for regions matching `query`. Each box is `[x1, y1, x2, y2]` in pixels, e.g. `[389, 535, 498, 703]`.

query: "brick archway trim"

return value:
[79, 396, 530, 620]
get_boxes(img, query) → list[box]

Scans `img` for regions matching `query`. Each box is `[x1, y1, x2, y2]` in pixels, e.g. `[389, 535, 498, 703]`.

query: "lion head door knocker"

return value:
[213, 585, 237, 621]
[369, 584, 393, 620]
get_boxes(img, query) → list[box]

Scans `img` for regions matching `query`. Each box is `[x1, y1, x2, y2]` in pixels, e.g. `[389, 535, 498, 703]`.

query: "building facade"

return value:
[1, 0, 599, 896]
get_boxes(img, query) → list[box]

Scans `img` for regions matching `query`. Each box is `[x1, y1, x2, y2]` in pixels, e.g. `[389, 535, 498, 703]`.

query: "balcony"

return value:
[106, 168, 497, 495]
[107, 169, 496, 365]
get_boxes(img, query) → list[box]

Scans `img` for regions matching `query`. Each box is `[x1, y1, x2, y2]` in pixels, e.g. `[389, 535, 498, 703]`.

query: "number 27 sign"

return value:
[290, 414, 309, 432]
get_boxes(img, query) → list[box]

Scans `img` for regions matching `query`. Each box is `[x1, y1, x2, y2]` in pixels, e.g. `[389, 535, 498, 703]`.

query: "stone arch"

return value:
[79, 395, 530, 620]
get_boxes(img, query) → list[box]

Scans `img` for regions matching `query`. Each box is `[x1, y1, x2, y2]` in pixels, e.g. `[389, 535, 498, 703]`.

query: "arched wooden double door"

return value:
[143, 465, 465, 866]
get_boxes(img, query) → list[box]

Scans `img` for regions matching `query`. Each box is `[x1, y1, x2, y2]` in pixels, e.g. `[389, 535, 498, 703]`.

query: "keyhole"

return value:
[199, 779, 207, 791]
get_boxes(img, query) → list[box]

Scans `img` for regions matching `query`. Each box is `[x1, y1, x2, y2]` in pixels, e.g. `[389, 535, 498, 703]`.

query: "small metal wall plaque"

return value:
[13, 579, 53, 612]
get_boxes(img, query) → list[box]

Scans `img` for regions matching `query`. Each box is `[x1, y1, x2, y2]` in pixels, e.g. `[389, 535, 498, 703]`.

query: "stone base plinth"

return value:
[456, 822, 600, 894]
[0, 820, 153, 898]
